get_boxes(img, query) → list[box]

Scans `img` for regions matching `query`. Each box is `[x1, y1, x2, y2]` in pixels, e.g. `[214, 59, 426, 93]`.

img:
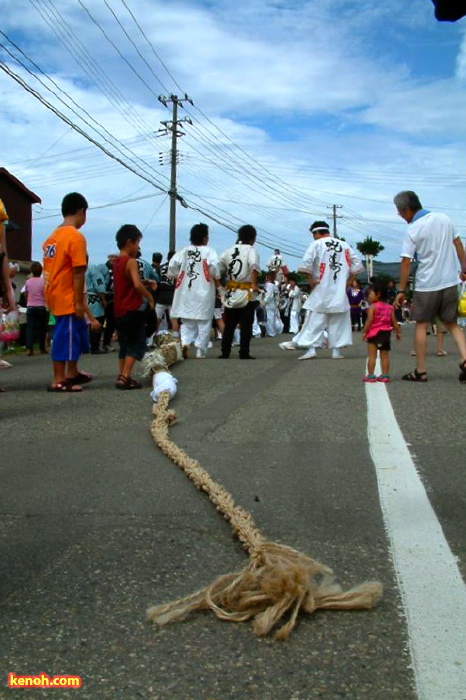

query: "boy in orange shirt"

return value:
[42, 192, 90, 392]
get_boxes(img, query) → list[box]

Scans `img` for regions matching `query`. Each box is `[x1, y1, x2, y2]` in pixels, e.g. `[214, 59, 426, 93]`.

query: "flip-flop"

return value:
[67, 371, 93, 385]
[47, 381, 83, 392]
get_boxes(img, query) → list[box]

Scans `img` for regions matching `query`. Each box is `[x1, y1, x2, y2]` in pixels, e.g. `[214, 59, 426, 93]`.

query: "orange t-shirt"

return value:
[42, 225, 87, 316]
[0, 198, 8, 223]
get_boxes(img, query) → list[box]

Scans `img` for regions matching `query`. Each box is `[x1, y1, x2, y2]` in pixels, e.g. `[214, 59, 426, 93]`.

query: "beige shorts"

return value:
[411, 285, 458, 324]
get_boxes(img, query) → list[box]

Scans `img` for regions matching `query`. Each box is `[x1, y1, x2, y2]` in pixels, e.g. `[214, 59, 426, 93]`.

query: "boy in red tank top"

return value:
[113, 225, 156, 389]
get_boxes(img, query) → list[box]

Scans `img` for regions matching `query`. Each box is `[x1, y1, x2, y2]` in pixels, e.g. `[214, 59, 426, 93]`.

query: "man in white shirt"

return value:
[393, 191, 466, 382]
[295, 221, 362, 360]
[168, 223, 219, 359]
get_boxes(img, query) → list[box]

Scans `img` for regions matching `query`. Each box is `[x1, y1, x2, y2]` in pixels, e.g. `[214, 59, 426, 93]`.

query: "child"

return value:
[113, 224, 155, 389]
[362, 281, 401, 383]
[25, 261, 49, 355]
[42, 192, 90, 392]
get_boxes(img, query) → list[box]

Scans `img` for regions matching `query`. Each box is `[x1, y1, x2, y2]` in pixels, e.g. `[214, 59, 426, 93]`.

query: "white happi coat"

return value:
[218, 243, 260, 308]
[267, 252, 283, 272]
[301, 237, 362, 313]
[168, 244, 219, 321]
[299, 236, 362, 348]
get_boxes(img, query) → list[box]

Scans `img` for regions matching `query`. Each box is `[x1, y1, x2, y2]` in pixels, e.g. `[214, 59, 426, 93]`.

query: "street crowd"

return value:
[1, 190, 466, 393]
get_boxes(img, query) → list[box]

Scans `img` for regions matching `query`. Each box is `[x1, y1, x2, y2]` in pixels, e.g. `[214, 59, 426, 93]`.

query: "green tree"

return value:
[356, 236, 385, 279]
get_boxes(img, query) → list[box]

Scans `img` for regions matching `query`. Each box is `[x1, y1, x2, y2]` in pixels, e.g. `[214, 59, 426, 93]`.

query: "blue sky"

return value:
[1, 0, 466, 268]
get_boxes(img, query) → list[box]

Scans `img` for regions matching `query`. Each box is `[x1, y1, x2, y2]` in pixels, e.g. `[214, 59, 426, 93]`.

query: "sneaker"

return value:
[0, 359, 12, 369]
[377, 375, 390, 383]
[279, 341, 296, 351]
[207, 341, 213, 349]
[196, 348, 207, 359]
[298, 348, 317, 360]
[102, 345, 115, 353]
[363, 375, 377, 383]
[331, 349, 345, 359]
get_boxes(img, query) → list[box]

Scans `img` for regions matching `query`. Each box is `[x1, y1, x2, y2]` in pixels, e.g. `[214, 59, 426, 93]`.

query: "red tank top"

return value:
[113, 255, 143, 317]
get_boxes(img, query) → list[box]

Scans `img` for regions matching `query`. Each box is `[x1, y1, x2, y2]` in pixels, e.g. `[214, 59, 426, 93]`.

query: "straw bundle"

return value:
[147, 391, 383, 639]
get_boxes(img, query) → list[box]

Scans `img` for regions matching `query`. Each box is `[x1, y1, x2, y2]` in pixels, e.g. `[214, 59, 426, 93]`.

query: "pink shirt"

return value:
[367, 301, 393, 338]
[25, 276, 46, 307]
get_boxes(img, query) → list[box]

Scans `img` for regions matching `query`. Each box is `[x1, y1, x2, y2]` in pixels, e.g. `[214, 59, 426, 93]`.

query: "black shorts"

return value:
[116, 310, 146, 361]
[367, 330, 391, 351]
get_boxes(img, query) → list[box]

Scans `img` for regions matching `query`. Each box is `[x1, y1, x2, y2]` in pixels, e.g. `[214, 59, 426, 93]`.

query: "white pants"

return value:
[265, 305, 282, 336]
[180, 318, 212, 352]
[252, 315, 261, 337]
[297, 310, 351, 349]
[156, 303, 172, 331]
[289, 310, 301, 335]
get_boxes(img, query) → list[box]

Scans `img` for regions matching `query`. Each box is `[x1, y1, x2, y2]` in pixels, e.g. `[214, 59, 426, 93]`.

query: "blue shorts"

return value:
[52, 314, 90, 362]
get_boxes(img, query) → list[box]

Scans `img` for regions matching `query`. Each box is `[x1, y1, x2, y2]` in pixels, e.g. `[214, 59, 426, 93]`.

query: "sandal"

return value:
[436, 350, 447, 357]
[115, 375, 142, 390]
[402, 369, 428, 382]
[377, 375, 390, 383]
[459, 360, 466, 383]
[47, 380, 83, 392]
[67, 371, 93, 386]
[362, 375, 377, 383]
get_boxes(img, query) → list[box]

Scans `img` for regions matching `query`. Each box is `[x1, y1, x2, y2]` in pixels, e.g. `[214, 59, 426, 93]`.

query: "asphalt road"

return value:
[0, 325, 464, 700]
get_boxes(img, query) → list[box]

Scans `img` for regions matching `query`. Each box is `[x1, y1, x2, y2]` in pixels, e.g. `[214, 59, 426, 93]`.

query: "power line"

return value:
[0, 59, 168, 194]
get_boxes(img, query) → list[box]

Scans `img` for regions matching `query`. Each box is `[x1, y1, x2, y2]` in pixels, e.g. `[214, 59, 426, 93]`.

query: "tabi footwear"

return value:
[298, 348, 317, 360]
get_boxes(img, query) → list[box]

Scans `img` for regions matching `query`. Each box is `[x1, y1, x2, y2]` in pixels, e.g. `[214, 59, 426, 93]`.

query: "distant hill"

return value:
[356, 260, 400, 282]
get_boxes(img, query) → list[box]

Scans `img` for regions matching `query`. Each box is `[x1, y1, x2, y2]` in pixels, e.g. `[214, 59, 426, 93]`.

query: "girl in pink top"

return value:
[25, 262, 48, 355]
[362, 281, 401, 383]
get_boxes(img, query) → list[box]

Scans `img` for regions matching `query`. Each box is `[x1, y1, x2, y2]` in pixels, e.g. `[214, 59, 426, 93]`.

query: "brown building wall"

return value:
[0, 177, 32, 261]
[0, 169, 41, 263]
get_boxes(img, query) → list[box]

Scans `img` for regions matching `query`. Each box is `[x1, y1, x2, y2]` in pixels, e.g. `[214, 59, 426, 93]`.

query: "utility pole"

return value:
[327, 204, 343, 237]
[158, 94, 193, 252]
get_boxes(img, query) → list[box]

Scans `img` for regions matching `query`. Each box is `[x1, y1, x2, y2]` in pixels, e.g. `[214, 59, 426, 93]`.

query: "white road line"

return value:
[365, 380, 466, 700]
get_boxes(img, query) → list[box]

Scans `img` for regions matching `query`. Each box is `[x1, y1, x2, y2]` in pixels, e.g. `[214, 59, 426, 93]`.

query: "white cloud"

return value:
[455, 29, 466, 80]
[1, 0, 466, 269]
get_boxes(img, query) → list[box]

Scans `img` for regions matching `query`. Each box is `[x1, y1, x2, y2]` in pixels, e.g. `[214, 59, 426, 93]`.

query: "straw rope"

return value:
[148, 391, 383, 640]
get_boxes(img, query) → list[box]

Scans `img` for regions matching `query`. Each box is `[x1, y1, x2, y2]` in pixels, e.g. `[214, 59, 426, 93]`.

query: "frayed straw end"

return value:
[315, 581, 383, 610]
[146, 544, 383, 640]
